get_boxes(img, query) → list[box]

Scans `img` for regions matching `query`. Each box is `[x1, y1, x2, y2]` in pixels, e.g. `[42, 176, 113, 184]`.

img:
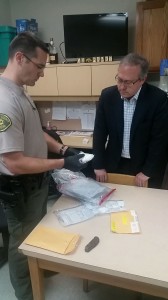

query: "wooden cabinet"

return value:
[57, 65, 91, 96]
[27, 65, 58, 96]
[135, 0, 168, 72]
[91, 63, 119, 95]
[27, 62, 120, 99]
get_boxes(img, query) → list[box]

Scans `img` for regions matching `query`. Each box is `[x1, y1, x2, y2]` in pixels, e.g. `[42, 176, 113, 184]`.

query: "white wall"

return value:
[9, 0, 140, 62]
[0, 0, 11, 25]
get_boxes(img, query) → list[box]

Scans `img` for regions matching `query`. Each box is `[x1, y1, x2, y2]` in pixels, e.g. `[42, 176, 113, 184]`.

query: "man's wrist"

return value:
[59, 145, 68, 156]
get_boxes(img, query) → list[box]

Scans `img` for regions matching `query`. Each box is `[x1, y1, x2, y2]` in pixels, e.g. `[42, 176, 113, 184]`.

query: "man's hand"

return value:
[64, 147, 80, 157]
[94, 169, 107, 182]
[64, 154, 87, 172]
[135, 172, 149, 187]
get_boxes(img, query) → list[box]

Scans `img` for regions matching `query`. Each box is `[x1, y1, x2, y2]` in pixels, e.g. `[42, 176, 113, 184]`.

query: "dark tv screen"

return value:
[63, 13, 128, 60]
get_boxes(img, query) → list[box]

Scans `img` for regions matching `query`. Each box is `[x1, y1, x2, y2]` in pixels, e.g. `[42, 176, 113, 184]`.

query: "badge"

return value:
[0, 114, 12, 132]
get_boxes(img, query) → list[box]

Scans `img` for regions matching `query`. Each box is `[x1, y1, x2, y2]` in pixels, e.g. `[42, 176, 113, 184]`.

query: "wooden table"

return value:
[19, 184, 168, 300]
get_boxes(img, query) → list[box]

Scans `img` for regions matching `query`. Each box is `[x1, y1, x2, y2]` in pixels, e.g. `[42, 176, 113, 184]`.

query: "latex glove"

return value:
[64, 147, 81, 157]
[64, 154, 87, 172]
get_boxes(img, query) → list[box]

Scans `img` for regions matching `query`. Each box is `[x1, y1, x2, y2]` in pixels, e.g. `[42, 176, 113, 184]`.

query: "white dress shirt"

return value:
[121, 88, 141, 158]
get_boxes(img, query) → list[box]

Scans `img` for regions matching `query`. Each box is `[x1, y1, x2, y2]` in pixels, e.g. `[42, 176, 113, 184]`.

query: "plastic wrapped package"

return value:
[52, 169, 113, 206]
[54, 200, 124, 226]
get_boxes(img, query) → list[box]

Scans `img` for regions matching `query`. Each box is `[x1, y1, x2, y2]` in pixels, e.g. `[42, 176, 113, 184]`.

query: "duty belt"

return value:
[0, 172, 49, 190]
[0, 172, 49, 220]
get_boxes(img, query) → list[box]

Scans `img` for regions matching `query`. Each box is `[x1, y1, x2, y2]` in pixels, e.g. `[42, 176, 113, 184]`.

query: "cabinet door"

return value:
[91, 63, 119, 96]
[57, 65, 91, 96]
[27, 66, 58, 96]
[135, 0, 168, 72]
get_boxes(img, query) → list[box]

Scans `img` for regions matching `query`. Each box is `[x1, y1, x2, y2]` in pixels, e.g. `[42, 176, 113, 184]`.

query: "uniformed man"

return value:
[0, 32, 86, 300]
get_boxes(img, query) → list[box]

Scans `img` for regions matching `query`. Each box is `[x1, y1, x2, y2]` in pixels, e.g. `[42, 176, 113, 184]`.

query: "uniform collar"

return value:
[0, 76, 25, 96]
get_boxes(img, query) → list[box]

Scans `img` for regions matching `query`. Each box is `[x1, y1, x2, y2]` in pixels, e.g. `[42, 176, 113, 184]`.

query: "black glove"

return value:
[64, 147, 81, 157]
[64, 154, 87, 172]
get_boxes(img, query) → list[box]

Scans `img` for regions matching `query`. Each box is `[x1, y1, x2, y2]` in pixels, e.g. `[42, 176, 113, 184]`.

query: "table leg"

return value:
[83, 279, 89, 292]
[28, 257, 44, 300]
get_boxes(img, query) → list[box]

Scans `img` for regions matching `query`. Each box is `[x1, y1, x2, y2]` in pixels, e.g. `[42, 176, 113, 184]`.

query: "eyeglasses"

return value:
[115, 75, 140, 87]
[23, 54, 46, 70]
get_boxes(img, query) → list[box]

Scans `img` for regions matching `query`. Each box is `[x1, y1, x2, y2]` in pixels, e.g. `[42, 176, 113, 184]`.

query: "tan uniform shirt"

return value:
[0, 77, 47, 175]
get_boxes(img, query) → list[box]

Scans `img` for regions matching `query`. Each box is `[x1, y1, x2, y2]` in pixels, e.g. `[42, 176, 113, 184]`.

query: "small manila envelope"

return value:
[24, 225, 80, 254]
[110, 210, 140, 234]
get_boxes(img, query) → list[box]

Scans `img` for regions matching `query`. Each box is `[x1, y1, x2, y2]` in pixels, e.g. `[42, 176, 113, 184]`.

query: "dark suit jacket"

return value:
[93, 83, 168, 182]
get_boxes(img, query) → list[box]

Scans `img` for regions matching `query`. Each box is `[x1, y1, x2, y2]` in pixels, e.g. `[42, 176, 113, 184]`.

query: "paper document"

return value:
[80, 103, 96, 130]
[52, 102, 66, 120]
[56, 131, 93, 137]
[66, 102, 81, 119]
[68, 131, 93, 136]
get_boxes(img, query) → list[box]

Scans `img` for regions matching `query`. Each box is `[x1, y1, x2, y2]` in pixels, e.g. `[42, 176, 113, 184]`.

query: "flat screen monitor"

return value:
[63, 13, 128, 60]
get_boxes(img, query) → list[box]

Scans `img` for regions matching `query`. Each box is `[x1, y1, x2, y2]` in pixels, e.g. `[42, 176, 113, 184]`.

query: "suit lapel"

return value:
[130, 84, 147, 141]
[115, 94, 124, 145]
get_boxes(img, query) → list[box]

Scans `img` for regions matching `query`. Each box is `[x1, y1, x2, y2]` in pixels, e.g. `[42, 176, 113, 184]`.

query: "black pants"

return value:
[117, 157, 133, 175]
[0, 202, 9, 248]
[0, 173, 49, 300]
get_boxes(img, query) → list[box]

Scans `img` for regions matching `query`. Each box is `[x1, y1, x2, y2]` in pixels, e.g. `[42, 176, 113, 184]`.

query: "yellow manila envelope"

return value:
[24, 225, 80, 254]
[110, 210, 140, 234]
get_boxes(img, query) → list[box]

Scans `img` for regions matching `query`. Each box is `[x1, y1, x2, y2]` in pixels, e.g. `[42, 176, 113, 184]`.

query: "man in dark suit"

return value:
[93, 53, 168, 188]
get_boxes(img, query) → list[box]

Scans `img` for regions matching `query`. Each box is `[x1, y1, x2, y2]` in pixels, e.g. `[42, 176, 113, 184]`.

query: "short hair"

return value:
[9, 32, 49, 59]
[120, 53, 149, 79]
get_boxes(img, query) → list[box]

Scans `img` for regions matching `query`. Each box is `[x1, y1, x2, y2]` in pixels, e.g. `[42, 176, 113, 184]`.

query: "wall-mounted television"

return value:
[63, 13, 128, 60]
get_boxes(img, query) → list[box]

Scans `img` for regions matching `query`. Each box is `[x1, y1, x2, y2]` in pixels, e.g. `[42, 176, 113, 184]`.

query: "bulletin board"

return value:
[36, 101, 97, 131]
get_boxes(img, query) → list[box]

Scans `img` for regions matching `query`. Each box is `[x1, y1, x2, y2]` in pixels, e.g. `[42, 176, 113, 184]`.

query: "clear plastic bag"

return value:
[54, 200, 124, 226]
[52, 169, 113, 206]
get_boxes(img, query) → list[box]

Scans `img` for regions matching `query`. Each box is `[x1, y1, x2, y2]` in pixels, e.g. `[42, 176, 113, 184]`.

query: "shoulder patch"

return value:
[0, 114, 12, 132]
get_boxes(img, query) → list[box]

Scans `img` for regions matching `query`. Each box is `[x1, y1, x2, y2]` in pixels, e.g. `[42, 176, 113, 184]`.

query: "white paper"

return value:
[68, 131, 93, 136]
[66, 102, 81, 119]
[52, 102, 67, 120]
[80, 103, 96, 130]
